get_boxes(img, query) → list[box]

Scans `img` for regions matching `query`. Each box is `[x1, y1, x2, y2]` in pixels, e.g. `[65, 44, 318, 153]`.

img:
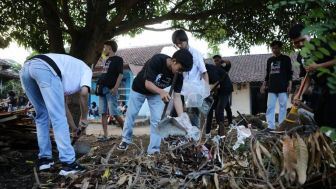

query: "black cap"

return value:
[172, 49, 193, 72]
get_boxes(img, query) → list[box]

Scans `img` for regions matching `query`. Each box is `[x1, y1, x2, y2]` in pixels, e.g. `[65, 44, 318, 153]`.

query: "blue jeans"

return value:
[266, 92, 288, 129]
[121, 89, 164, 154]
[99, 86, 121, 116]
[20, 60, 75, 163]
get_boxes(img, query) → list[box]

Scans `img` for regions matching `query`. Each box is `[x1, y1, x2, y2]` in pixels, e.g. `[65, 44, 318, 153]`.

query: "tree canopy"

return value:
[0, 0, 334, 64]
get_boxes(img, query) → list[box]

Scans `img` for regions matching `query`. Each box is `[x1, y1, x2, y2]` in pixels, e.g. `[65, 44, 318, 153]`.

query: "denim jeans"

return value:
[99, 86, 121, 116]
[121, 89, 164, 154]
[20, 60, 75, 163]
[266, 92, 288, 129]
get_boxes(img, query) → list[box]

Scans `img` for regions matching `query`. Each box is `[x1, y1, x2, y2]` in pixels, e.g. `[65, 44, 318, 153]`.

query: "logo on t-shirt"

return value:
[270, 61, 281, 74]
[154, 74, 172, 88]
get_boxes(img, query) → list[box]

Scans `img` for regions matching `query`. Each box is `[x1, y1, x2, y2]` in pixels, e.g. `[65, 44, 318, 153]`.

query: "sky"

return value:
[0, 24, 270, 63]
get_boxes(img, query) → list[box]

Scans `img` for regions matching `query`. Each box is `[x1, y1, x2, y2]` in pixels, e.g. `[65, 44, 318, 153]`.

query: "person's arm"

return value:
[260, 60, 270, 94]
[145, 80, 170, 102]
[293, 75, 311, 105]
[287, 57, 293, 94]
[111, 73, 123, 95]
[79, 86, 89, 121]
[202, 72, 209, 84]
[306, 58, 336, 72]
[65, 99, 77, 133]
[173, 93, 183, 116]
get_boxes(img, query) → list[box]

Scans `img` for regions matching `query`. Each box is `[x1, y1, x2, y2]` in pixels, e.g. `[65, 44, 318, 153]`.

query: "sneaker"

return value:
[37, 158, 54, 171]
[117, 141, 129, 151]
[97, 135, 112, 142]
[262, 128, 274, 132]
[147, 151, 159, 158]
[205, 133, 211, 140]
[59, 162, 86, 176]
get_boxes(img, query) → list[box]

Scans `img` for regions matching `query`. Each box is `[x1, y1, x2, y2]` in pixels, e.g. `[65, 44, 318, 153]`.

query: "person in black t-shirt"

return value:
[98, 40, 124, 141]
[289, 23, 336, 128]
[213, 54, 233, 125]
[117, 49, 193, 154]
[205, 64, 233, 137]
[260, 41, 293, 129]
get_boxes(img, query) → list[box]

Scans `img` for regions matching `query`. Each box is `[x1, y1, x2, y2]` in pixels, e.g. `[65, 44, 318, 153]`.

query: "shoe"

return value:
[117, 141, 129, 151]
[37, 158, 54, 171]
[97, 135, 111, 142]
[147, 151, 159, 158]
[59, 161, 86, 176]
[205, 133, 211, 140]
[262, 128, 274, 132]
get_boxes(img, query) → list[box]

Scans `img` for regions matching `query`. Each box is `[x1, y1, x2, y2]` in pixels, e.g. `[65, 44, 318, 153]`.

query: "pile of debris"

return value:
[37, 124, 336, 189]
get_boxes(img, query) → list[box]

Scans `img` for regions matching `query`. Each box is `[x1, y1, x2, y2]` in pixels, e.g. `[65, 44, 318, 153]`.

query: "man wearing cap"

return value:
[117, 49, 193, 155]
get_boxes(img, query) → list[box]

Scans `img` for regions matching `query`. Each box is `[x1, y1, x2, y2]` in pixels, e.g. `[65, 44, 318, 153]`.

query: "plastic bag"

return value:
[232, 125, 251, 150]
[174, 113, 200, 141]
[183, 79, 210, 108]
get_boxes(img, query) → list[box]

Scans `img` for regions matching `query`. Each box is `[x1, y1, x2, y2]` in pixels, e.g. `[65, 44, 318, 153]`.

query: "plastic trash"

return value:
[232, 125, 251, 150]
[183, 80, 210, 108]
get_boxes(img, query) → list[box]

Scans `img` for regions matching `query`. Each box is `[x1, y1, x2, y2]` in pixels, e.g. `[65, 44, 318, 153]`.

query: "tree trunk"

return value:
[67, 30, 110, 125]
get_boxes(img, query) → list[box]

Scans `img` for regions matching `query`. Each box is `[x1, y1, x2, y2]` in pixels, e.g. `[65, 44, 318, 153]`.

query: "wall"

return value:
[231, 83, 251, 115]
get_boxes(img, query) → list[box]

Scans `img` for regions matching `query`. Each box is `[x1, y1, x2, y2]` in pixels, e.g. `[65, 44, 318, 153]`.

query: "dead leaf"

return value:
[117, 174, 128, 186]
[281, 135, 296, 183]
[295, 134, 308, 185]
[214, 173, 219, 189]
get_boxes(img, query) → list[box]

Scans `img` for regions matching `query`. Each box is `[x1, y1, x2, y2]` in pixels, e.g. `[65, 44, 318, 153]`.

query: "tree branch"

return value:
[60, 0, 76, 35]
[142, 26, 178, 31]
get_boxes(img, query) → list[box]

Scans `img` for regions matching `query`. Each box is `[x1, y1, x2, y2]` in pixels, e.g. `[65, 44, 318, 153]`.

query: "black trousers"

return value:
[206, 92, 230, 134]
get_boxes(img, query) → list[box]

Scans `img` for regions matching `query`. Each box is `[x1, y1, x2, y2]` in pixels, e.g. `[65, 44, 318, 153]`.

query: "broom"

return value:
[277, 74, 309, 131]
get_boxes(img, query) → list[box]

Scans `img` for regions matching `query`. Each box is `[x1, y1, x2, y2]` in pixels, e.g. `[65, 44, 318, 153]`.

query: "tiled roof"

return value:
[0, 59, 12, 69]
[117, 44, 169, 66]
[205, 53, 300, 83]
[93, 44, 170, 76]
[0, 59, 19, 79]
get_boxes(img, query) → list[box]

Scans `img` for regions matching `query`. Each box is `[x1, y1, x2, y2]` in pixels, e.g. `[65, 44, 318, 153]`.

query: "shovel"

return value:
[72, 121, 91, 154]
[198, 81, 221, 115]
[156, 74, 188, 136]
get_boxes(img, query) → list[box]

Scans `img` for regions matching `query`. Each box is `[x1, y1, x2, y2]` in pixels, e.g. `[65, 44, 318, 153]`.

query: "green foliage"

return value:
[0, 0, 309, 57]
[271, 0, 336, 94]
[320, 127, 336, 141]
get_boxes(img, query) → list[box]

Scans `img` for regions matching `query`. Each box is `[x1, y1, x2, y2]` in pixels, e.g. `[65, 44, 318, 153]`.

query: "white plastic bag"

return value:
[232, 125, 251, 150]
[174, 113, 200, 141]
[183, 79, 210, 108]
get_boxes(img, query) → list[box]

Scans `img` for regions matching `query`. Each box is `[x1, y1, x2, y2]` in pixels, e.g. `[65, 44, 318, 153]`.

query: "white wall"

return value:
[231, 83, 251, 115]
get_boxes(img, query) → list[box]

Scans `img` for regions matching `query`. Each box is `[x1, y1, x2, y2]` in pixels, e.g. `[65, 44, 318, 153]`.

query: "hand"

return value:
[111, 87, 118, 95]
[292, 94, 301, 106]
[159, 90, 171, 103]
[260, 85, 266, 94]
[305, 63, 320, 72]
[287, 84, 292, 94]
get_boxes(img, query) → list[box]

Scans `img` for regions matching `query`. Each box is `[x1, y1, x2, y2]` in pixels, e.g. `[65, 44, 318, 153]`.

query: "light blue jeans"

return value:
[121, 89, 164, 154]
[20, 60, 75, 163]
[266, 92, 288, 129]
[99, 86, 121, 116]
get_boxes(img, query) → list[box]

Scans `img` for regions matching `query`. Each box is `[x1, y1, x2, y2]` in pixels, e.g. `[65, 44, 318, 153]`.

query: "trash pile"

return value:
[39, 123, 336, 189]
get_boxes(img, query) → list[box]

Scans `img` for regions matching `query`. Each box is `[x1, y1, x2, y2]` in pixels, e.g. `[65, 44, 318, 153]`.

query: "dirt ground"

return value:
[0, 123, 152, 189]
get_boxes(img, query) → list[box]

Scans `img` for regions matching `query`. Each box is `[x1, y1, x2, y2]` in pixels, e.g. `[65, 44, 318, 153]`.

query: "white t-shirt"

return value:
[181, 47, 207, 94]
[39, 53, 92, 96]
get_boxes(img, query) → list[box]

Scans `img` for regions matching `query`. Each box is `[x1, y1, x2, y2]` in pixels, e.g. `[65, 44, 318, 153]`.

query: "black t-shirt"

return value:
[132, 54, 183, 95]
[206, 64, 233, 93]
[296, 53, 307, 78]
[101, 56, 124, 89]
[265, 54, 293, 93]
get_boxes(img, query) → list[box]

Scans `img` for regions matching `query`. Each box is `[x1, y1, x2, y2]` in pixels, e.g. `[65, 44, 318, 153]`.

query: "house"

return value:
[204, 53, 300, 115]
[0, 59, 20, 94]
